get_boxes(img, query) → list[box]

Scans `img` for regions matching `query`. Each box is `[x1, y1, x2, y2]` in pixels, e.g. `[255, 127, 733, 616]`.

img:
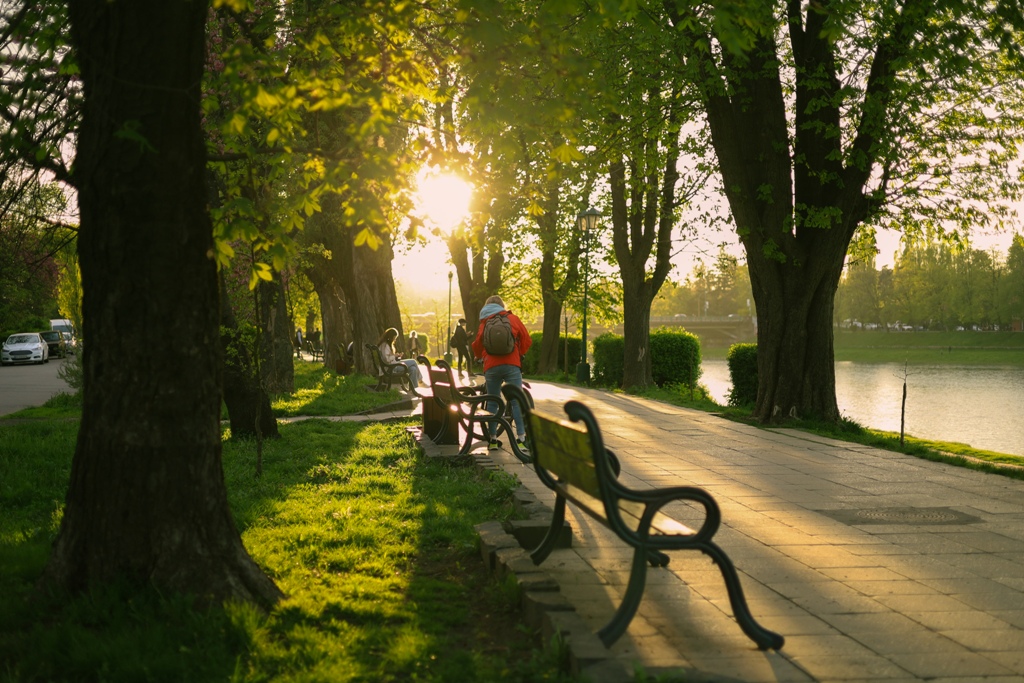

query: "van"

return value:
[50, 318, 75, 335]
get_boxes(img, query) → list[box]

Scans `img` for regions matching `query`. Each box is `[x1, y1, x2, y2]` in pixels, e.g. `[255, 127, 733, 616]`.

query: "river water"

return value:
[700, 360, 1024, 457]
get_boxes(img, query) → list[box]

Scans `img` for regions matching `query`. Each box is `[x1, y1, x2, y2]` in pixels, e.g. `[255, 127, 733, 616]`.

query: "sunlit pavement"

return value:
[470, 380, 1024, 682]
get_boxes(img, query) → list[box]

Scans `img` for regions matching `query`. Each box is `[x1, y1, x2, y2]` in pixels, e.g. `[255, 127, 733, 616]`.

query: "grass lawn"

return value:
[0, 363, 568, 682]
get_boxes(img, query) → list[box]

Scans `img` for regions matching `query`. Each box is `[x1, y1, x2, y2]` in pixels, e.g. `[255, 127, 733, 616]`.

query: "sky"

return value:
[397, 173, 1022, 298]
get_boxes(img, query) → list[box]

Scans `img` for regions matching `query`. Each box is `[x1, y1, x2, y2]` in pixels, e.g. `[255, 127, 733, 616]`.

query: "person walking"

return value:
[377, 328, 422, 388]
[471, 295, 532, 452]
[450, 318, 474, 377]
[408, 330, 421, 357]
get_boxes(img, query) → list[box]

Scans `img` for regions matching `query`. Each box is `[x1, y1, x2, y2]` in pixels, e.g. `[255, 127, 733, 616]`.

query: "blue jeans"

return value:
[484, 364, 525, 439]
[392, 359, 420, 386]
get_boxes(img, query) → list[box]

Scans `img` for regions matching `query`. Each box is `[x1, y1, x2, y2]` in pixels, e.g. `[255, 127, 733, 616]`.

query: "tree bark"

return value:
[258, 277, 294, 394]
[46, 0, 282, 606]
[221, 275, 279, 440]
[534, 177, 581, 375]
[608, 104, 680, 390]
[451, 229, 504, 334]
[305, 194, 402, 374]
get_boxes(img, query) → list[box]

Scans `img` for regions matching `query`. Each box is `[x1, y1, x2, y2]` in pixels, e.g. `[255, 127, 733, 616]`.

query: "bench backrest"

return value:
[428, 366, 458, 404]
[527, 411, 602, 500]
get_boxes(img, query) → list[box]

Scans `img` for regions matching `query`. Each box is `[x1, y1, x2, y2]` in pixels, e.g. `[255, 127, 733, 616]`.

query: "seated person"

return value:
[377, 328, 422, 387]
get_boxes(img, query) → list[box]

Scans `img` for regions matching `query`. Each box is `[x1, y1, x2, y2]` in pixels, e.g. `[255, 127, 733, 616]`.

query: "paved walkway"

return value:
[451, 381, 1024, 682]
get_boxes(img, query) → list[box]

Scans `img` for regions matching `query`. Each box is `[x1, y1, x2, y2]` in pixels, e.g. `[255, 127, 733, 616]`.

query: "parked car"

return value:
[61, 331, 77, 354]
[40, 330, 68, 358]
[1, 332, 50, 365]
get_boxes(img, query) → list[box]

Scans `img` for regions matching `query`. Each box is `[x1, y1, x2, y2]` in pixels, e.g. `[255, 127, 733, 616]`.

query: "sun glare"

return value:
[413, 170, 473, 232]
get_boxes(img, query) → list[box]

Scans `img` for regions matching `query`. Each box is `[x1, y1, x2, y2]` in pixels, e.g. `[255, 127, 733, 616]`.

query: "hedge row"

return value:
[521, 332, 583, 375]
[591, 329, 702, 389]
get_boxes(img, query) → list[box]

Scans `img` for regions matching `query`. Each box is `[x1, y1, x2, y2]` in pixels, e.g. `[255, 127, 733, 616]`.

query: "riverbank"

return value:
[701, 330, 1024, 366]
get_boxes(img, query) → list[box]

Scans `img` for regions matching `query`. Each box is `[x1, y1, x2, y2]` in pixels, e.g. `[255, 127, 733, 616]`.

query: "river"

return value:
[700, 360, 1024, 457]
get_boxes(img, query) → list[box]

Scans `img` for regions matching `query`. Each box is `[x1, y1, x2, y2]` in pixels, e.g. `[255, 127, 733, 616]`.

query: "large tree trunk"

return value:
[747, 244, 846, 422]
[317, 278, 351, 372]
[221, 275, 279, 440]
[305, 195, 402, 374]
[258, 278, 294, 394]
[46, 0, 282, 606]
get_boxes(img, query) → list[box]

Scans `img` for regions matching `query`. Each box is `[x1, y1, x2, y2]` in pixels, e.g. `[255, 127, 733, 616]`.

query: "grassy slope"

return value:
[0, 363, 567, 682]
[832, 330, 1024, 366]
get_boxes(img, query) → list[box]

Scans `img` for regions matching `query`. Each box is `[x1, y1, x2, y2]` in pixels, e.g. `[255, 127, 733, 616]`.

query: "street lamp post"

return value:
[576, 207, 600, 384]
[444, 271, 453, 365]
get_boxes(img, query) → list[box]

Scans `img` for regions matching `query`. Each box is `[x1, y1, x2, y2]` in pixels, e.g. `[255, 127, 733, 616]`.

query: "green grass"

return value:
[272, 362, 407, 416]
[833, 330, 1024, 366]
[0, 391, 82, 420]
[0, 370, 569, 682]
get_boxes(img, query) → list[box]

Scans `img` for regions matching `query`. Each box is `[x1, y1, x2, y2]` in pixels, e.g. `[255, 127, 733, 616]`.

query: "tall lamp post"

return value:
[576, 207, 601, 384]
[444, 270, 454, 365]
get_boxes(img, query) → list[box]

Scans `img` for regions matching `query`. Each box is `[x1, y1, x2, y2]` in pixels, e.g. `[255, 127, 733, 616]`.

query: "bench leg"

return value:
[702, 541, 785, 650]
[597, 545, 649, 647]
[530, 496, 567, 565]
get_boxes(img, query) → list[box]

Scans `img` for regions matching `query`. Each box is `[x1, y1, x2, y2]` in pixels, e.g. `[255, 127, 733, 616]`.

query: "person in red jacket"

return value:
[471, 295, 532, 452]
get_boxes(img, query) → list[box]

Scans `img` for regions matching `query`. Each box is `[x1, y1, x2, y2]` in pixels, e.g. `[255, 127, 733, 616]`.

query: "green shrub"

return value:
[592, 333, 624, 386]
[520, 332, 582, 376]
[650, 328, 702, 389]
[727, 343, 758, 406]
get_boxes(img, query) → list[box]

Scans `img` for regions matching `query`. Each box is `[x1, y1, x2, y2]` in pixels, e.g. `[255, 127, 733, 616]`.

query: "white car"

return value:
[1, 332, 50, 365]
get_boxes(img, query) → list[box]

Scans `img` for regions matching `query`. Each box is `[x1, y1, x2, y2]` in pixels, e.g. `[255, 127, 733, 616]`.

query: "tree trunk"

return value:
[258, 277, 294, 394]
[46, 0, 282, 607]
[303, 194, 401, 375]
[537, 290, 563, 374]
[748, 252, 844, 422]
[451, 230, 505, 335]
[317, 278, 351, 372]
[620, 275, 654, 388]
[221, 275, 279, 440]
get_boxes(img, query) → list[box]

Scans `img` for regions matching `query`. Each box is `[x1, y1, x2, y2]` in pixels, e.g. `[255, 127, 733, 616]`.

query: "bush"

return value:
[650, 328, 702, 389]
[594, 331, 703, 389]
[521, 332, 582, 376]
[727, 343, 758, 406]
[592, 333, 625, 386]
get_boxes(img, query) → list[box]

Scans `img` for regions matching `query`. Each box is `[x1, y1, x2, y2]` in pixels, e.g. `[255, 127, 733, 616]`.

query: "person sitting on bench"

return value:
[377, 327, 422, 387]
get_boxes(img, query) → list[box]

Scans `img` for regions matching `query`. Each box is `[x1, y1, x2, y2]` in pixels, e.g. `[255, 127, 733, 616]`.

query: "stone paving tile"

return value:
[937, 626, 1024, 651]
[885, 651, 1015, 678]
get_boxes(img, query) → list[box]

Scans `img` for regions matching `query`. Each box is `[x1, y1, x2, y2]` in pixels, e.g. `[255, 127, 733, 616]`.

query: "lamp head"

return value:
[577, 207, 601, 232]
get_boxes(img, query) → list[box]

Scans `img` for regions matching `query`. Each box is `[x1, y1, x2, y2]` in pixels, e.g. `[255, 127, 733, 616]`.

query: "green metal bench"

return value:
[502, 384, 784, 650]
[434, 360, 533, 464]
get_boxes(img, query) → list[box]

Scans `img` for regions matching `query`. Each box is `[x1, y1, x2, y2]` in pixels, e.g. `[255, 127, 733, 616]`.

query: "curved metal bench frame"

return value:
[502, 383, 784, 650]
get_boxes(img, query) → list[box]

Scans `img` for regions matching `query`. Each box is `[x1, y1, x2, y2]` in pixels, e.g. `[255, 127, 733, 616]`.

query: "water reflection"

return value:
[701, 360, 1024, 457]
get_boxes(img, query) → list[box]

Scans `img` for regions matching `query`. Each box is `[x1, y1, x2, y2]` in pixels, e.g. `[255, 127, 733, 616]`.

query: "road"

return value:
[0, 355, 74, 416]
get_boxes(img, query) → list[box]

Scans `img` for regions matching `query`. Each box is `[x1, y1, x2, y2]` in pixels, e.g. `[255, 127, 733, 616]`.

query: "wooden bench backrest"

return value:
[528, 410, 602, 501]
[428, 367, 458, 403]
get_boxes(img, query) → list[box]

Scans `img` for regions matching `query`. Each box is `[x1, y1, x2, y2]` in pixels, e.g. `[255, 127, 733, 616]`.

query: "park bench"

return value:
[365, 343, 414, 393]
[501, 384, 785, 650]
[414, 356, 467, 445]
[306, 339, 323, 362]
[424, 360, 532, 463]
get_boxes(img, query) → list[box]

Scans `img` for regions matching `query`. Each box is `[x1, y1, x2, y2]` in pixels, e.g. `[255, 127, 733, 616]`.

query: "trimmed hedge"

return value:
[521, 332, 583, 375]
[592, 333, 625, 386]
[727, 343, 758, 406]
[650, 328, 702, 389]
[593, 329, 701, 389]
